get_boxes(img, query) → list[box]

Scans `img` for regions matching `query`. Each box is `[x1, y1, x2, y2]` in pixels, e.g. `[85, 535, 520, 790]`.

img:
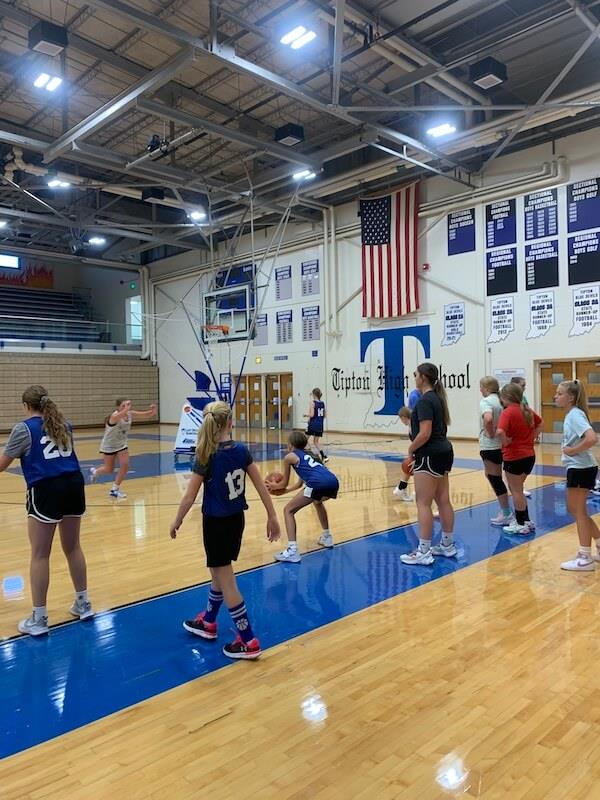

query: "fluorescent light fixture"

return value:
[280, 25, 306, 45]
[34, 72, 50, 88]
[292, 169, 316, 181]
[290, 30, 316, 49]
[45, 76, 62, 92]
[0, 221, 7, 229]
[189, 210, 206, 222]
[0, 254, 20, 269]
[426, 123, 456, 138]
[47, 177, 70, 188]
[88, 236, 106, 246]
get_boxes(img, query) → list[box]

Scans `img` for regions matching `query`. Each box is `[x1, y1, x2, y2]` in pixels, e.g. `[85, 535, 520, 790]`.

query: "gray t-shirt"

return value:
[562, 407, 598, 469]
[4, 421, 32, 458]
[479, 394, 502, 450]
[100, 414, 131, 453]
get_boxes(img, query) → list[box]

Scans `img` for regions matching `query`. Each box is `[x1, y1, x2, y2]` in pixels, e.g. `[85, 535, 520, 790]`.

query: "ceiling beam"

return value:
[331, 0, 346, 106]
[136, 99, 321, 170]
[0, 243, 139, 269]
[44, 48, 194, 163]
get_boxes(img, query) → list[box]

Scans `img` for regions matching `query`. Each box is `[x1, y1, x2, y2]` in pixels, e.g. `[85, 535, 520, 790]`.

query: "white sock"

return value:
[33, 605, 47, 621]
[322, 529, 330, 537]
[418, 538, 431, 553]
[441, 531, 454, 546]
[288, 541, 298, 550]
[112, 483, 119, 491]
[76, 590, 88, 603]
[580, 546, 592, 557]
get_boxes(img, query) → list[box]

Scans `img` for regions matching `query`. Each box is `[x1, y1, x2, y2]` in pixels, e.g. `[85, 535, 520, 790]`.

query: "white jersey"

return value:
[100, 414, 131, 453]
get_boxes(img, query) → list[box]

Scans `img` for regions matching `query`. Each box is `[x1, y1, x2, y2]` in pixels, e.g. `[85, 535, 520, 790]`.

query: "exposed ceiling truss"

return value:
[0, 0, 598, 267]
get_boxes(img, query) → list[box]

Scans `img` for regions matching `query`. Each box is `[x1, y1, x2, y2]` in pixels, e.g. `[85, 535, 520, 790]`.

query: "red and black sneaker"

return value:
[223, 636, 261, 660]
[182, 612, 217, 640]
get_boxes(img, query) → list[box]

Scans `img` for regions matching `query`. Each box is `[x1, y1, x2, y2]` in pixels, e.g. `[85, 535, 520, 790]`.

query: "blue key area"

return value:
[1, 481, 596, 759]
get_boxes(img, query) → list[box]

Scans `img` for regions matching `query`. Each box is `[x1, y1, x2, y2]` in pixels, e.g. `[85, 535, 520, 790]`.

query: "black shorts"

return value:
[26, 471, 86, 523]
[413, 450, 454, 477]
[566, 466, 598, 489]
[503, 456, 535, 476]
[202, 511, 245, 568]
[303, 481, 339, 501]
[99, 446, 128, 456]
[306, 427, 323, 438]
[480, 449, 503, 465]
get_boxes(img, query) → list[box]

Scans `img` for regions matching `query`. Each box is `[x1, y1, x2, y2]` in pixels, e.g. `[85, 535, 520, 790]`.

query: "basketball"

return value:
[265, 471, 286, 495]
[401, 456, 415, 475]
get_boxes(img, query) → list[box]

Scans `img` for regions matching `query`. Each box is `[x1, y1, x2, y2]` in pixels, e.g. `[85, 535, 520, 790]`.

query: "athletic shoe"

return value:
[393, 487, 413, 501]
[523, 490, 532, 498]
[109, 488, 127, 499]
[274, 546, 301, 563]
[503, 521, 535, 535]
[183, 612, 217, 639]
[430, 542, 457, 558]
[560, 552, 595, 572]
[591, 483, 600, 497]
[69, 599, 94, 620]
[89, 466, 97, 484]
[322, 455, 330, 463]
[400, 549, 434, 565]
[490, 512, 515, 527]
[223, 636, 261, 660]
[317, 532, 334, 548]
[18, 615, 48, 637]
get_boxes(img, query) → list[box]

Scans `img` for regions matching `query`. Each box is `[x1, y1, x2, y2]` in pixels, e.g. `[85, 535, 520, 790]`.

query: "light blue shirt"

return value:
[562, 407, 598, 469]
[479, 394, 502, 450]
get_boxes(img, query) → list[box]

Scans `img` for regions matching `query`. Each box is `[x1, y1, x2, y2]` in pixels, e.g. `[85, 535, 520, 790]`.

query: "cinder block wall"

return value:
[0, 354, 159, 431]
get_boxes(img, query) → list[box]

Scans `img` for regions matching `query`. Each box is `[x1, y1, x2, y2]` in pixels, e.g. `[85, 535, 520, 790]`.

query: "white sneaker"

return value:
[274, 546, 301, 563]
[490, 512, 515, 527]
[89, 466, 97, 483]
[318, 532, 334, 548]
[591, 483, 600, 497]
[503, 521, 535, 535]
[69, 599, 94, 620]
[430, 541, 457, 558]
[400, 549, 434, 565]
[561, 552, 595, 571]
[18, 614, 49, 636]
[523, 490, 532, 498]
[393, 487, 413, 501]
[109, 487, 127, 499]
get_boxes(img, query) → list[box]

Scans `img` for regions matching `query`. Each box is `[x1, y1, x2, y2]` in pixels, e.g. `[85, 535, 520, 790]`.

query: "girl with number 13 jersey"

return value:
[170, 401, 280, 660]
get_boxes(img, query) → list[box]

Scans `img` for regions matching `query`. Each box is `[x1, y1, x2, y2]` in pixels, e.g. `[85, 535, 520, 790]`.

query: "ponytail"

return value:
[21, 385, 70, 450]
[195, 400, 232, 466]
[416, 362, 451, 426]
[500, 383, 533, 426]
[559, 380, 591, 420]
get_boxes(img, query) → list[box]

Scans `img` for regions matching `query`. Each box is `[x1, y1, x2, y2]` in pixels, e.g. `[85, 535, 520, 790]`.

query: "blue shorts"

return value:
[303, 481, 339, 501]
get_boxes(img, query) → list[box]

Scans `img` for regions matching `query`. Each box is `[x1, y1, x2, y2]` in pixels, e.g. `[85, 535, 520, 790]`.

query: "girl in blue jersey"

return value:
[170, 401, 280, 660]
[268, 431, 339, 563]
[0, 385, 92, 637]
[304, 388, 328, 462]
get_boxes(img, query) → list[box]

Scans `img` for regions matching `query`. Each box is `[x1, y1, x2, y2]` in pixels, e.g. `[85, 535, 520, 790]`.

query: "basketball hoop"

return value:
[202, 324, 230, 342]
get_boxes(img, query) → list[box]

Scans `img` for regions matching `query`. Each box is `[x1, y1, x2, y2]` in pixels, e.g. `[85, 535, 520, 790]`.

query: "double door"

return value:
[539, 358, 600, 441]
[233, 373, 294, 430]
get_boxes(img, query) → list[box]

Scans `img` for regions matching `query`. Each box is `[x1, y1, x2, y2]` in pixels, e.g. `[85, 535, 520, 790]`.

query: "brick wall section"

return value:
[0, 354, 158, 431]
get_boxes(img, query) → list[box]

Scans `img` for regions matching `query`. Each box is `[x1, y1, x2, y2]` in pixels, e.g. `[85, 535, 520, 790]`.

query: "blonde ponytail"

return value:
[559, 380, 591, 421]
[195, 401, 232, 466]
[22, 385, 70, 450]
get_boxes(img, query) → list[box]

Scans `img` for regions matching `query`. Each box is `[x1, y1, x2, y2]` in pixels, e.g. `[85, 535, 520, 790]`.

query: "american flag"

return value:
[360, 184, 420, 318]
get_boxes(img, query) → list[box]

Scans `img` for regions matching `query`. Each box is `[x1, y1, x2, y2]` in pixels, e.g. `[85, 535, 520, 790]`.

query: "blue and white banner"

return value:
[486, 247, 517, 296]
[568, 231, 600, 286]
[301, 260, 319, 296]
[275, 265, 292, 301]
[448, 209, 476, 255]
[441, 302, 465, 346]
[253, 313, 268, 346]
[570, 285, 600, 337]
[524, 188, 558, 240]
[486, 199, 516, 249]
[567, 178, 600, 233]
[174, 401, 203, 453]
[525, 239, 559, 290]
[488, 296, 514, 343]
[527, 291, 555, 339]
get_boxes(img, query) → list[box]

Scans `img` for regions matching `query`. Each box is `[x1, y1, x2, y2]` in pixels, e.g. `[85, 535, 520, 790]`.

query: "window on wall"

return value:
[0, 254, 19, 269]
[126, 295, 143, 343]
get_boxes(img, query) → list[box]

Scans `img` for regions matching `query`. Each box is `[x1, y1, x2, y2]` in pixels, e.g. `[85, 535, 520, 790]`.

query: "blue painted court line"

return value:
[2, 481, 597, 759]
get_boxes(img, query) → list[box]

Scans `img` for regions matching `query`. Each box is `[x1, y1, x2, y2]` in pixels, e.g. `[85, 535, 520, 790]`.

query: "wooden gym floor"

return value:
[0, 426, 599, 799]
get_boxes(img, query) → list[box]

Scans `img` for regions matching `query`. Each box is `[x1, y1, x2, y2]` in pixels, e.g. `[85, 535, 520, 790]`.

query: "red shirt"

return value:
[497, 403, 542, 461]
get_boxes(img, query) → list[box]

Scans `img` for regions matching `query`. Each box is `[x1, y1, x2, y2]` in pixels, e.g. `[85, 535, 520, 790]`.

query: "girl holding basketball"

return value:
[400, 363, 456, 565]
[496, 383, 543, 536]
[554, 380, 599, 571]
[170, 401, 280, 659]
[267, 431, 339, 563]
[90, 398, 157, 498]
[0, 385, 92, 636]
